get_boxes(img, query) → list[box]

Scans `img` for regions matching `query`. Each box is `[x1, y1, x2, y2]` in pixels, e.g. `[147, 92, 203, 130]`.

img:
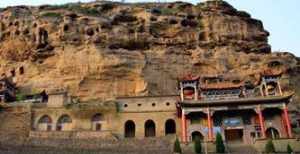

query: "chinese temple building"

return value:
[178, 71, 293, 144]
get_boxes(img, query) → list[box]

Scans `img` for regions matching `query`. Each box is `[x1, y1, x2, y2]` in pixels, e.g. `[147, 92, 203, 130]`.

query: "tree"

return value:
[173, 137, 182, 154]
[194, 138, 202, 154]
[265, 139, 275, 153]
[216, 133, 225, 153]
[287, 144, 293, 154]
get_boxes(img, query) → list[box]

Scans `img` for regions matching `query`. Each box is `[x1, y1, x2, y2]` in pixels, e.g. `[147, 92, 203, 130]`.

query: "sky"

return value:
[0, 0, 299, 57]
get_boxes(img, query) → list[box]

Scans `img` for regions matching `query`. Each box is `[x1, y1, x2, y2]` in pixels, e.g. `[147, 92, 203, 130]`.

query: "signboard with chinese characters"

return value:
[223, 117, 243, 127]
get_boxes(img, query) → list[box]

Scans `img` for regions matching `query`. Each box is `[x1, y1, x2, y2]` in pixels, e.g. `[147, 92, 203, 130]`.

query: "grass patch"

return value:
[41, 3, 101, 16]
[68, 4, 100, 16]
[151, 7, 178, 16]
[40, 4, 70, 10]
[40, 12, 62, 19]
[160, 8, 177, 16]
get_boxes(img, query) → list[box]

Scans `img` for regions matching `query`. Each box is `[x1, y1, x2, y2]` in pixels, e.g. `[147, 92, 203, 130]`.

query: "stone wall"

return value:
[29, 130, 115, 139]
[117, 95, 178, 112]
[111, 111, 180, 139]
[0, 106, 31, 142]
[32, 105, 115, 131]
[254, 138, 300, 152]
[23, 137, 172, 152]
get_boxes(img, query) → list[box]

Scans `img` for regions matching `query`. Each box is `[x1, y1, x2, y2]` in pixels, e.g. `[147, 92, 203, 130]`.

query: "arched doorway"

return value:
[91, 113, 104, 131]
[145, 120, 155, 137]
[165, 119, 176, 135]
[37, 115, 52, 131]
[266, 127, 280, 139]
[56, 114, 72, 131]
[191, 131, 204, 141]
[124, 120, 135, 138]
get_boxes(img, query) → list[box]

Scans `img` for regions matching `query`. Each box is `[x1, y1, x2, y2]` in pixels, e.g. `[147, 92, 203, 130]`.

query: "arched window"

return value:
[165, 119, 176, 135]
[91, 113, 104, 131]
[266, 127, 280, 139]
[37, 115, 52, 131]
[56, 114, 72, 131]
[38, 115, 52, 123]
[124, 120, 135, 138]
[191, 131, 204, 141]
[145, 120, 156, 137]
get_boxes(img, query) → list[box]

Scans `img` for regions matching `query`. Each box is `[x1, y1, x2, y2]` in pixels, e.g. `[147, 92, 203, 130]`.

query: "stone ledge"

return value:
[29, 130, 115, 139]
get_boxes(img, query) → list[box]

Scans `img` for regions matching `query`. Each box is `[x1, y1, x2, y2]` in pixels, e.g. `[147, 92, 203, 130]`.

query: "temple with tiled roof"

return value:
[177, 71, 293, 143]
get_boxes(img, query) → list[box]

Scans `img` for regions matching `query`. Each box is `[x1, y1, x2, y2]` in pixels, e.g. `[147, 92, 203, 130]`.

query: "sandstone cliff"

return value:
[0, 1, 299, 107]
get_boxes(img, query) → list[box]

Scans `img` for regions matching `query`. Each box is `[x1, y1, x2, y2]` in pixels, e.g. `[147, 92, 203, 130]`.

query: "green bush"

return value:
[216, 133, 225, 153]
[41, 4, 69, 10]
[41, 3, 100, 16]
[41, 12, 62, 18]
[160, 8, 177, 16]
[194, 138, 202, 154]
[67, 4, 100, 16]
[265, 139, 275, 153]
[287, 144, 293, 154]
[16, 93, 25, 101]
[173, 137, 182, 154]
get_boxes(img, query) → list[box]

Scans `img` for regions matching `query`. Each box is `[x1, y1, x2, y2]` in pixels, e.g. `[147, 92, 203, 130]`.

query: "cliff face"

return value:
[0, 1, 299, 105]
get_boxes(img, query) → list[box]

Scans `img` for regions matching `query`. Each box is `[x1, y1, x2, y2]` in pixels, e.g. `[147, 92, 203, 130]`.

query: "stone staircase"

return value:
[226, 143, 258, 154]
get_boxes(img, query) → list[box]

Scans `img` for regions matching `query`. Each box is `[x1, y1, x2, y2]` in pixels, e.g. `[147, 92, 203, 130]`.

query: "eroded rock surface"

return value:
[0, 1, 299, 106]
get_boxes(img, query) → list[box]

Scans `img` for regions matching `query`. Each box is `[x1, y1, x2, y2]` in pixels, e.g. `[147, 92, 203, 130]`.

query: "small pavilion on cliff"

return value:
[177, 70, 293, 144]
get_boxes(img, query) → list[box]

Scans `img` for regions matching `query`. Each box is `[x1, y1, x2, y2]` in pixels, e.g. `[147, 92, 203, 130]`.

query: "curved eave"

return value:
[179, 93, 294, 107]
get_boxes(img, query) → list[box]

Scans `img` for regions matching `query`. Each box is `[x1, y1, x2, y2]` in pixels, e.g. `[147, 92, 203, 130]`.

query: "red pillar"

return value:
[181, 110, 187, 143]
[257, 106, 266, 138]
[281, 112, 288, 137]
[207, 108, 213, 141]
[283, 104, 293, 138]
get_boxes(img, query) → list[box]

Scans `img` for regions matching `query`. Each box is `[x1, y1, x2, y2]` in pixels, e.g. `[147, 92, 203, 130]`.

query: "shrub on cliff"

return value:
[16, 93, 25, 101]
[216, 133, 225, 153]
[173, 137, 182, 154]
[40, 12, 62, 19]
[265, 139, 275, 153]
[194, 138, 202, 154]
[287, 144, 293, 154]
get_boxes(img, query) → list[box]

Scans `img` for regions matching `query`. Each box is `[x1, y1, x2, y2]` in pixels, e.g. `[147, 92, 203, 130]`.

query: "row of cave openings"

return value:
[124, 119, 176, 138]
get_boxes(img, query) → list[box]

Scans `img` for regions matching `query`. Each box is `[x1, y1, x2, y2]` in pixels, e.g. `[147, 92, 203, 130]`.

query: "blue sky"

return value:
[0, 0, 299, 57]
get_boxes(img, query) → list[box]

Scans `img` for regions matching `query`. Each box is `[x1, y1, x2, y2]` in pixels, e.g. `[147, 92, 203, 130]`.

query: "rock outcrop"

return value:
[0, 1, 299, 107]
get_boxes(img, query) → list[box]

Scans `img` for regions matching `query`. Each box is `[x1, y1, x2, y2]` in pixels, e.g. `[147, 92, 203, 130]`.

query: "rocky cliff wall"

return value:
[0, 1, 299, 106]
